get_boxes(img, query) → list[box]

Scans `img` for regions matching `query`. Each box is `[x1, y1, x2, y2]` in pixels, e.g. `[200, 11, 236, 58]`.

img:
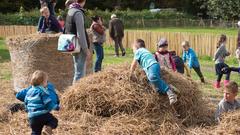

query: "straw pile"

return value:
[6, 34, 74, 92]
[60, 64, 214, 134]
[2, 64, 240, 134]
[189, 110, 240, 135]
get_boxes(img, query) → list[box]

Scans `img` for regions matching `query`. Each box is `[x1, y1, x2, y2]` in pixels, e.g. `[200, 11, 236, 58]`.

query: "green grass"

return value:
[0, 39, 10, 63]
[0, 39, 239, 97]
[101, 46, 133, 66]
[128, 27, 238, 36]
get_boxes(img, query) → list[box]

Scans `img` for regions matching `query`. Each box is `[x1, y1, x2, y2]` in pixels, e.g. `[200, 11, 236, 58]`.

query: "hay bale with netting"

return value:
[62, 64, 214, 128]
[7, 34, 74, 91]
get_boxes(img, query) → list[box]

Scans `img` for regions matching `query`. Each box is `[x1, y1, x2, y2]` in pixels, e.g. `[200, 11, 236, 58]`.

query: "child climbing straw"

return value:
[130, 39, 178, 105]
[182, 41, 205, 83]
[215, 81, 240, 123]
[24, 70, 59, 135]
[213, 34, 231, 88]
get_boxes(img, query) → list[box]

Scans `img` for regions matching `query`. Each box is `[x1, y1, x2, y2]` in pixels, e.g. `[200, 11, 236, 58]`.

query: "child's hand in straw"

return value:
[129, 73, 137, 82]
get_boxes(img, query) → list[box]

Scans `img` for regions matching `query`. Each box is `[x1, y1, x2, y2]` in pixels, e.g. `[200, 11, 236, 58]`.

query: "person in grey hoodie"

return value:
[64, 0, 91, 84]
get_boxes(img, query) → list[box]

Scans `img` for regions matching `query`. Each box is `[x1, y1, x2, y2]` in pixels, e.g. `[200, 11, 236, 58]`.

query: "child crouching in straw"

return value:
[130, 39, 178, 105]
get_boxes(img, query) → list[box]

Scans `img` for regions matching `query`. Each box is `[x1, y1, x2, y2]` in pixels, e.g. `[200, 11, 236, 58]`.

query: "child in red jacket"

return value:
[154, 38, 176, 72]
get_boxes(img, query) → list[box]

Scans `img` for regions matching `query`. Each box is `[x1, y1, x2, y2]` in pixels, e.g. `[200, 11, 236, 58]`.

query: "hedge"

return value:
[0, 8, 194, 28]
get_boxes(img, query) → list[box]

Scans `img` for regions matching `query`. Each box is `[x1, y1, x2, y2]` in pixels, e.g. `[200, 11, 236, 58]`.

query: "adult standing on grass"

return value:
[65, 0, 91, 83]
[90, 16, 106, 72]
[109, 14, 126, 57]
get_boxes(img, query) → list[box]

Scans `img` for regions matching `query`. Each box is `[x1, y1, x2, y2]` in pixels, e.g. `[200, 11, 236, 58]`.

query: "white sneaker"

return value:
[167, 86, 178, 105]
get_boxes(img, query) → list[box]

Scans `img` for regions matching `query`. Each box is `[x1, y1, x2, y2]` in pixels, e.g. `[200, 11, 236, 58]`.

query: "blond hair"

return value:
[225, 81, 239, 94]
[181, 41, 190, 47]
[40, 6, 49, 15]
[30, 70, 48, 86]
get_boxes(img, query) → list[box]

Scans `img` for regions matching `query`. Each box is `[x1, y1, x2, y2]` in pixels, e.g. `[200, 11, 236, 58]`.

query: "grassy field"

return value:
[130, 27, 239, 36]
[0, 39, 239, 98]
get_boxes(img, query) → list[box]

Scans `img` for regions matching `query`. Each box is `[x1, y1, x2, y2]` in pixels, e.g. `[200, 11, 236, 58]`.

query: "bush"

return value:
[0, 8, 193, 28]
[0, 8, 40, 25]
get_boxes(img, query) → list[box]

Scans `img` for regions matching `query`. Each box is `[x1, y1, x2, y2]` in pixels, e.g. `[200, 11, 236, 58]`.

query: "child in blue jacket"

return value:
[130, 39, 178, 105]
[16, 82, 59, 105]
[23, 70, 59, 135]
[182, 41, 205, 83]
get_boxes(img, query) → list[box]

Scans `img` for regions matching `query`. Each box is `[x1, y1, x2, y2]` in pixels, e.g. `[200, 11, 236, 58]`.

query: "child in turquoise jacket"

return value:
[130, 39, 178, 105]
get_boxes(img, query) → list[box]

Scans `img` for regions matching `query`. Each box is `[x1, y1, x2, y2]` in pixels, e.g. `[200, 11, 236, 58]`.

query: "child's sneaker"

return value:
[167, 86, 178, 105]
[42, 126, 53, 135]
[200, 77, 205, 83]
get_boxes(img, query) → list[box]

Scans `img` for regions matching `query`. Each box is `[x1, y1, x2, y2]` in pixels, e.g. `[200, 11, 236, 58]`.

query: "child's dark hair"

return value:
[136, 39, 145, 48]
[91, 16, 100, 22]
[217, 34, 227, 48]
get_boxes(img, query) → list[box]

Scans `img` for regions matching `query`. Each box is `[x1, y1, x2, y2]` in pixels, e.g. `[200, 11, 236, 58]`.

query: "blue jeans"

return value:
[73, 51, 87, 83]
[94, 43, 104, 72]
[146, 63, 169, 93]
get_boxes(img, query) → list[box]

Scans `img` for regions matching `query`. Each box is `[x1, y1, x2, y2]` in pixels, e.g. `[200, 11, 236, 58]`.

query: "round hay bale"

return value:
[7, 34, 74, 91]
[61, 64, 212, 126]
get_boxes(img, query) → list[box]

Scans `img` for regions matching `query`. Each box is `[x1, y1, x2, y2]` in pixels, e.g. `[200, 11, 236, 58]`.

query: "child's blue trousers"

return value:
[146, 63, 169, 93]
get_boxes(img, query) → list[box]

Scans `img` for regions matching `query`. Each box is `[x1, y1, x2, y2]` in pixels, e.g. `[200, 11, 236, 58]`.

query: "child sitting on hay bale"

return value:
[215, 81, 240, 123]
[24, 70, 59, 135]
[38, 6, 63, 33]
[130, 39, 178, 105]
[154, 38, 176, 72]
[182, 41, 205, 83]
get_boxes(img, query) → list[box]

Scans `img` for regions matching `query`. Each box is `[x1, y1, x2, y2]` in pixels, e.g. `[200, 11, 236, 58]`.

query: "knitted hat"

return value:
[157, 38, 168, 47]
[111, 14, 117, 19]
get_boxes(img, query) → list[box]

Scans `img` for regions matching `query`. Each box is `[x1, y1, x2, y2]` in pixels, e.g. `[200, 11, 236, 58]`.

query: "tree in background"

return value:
[194, 0, 240, 20]
[207, 0, 240, 20]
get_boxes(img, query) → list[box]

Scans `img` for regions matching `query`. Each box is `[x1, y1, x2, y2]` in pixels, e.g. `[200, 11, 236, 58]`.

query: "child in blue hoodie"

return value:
[130, 39, 178, 105]
[24, 70, 59, 135]
[182, 41, 205, 83]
